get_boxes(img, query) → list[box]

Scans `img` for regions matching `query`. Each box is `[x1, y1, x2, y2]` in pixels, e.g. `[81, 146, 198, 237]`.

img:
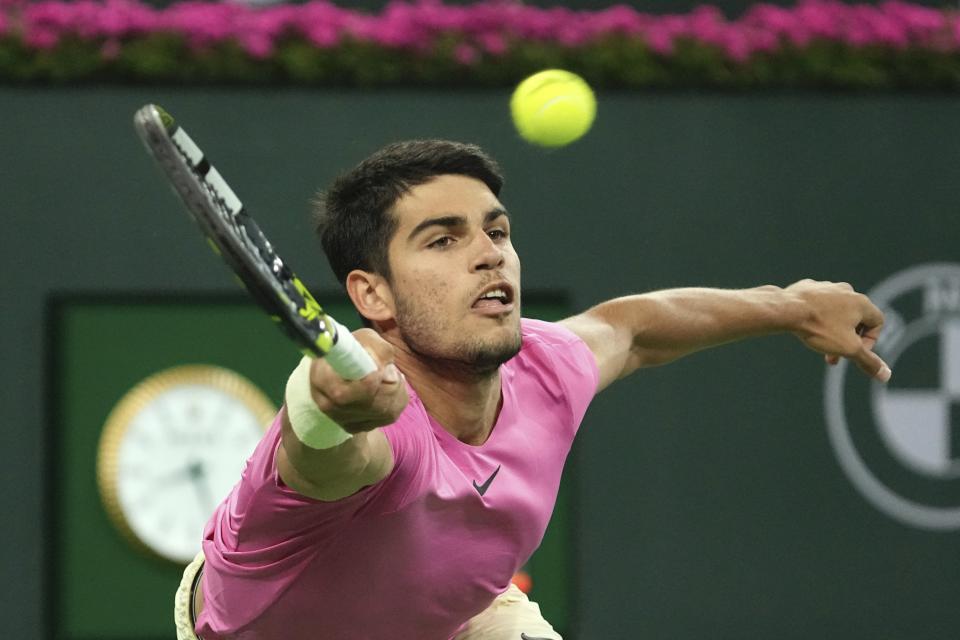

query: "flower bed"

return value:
[2, 0, 960, 88]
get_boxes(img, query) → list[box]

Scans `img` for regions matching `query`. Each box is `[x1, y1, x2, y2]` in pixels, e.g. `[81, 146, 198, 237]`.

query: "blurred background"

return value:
[3, 0, 960, 638]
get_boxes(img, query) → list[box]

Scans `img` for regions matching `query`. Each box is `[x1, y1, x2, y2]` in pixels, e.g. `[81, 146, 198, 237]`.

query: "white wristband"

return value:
[284, 356, 352, 450]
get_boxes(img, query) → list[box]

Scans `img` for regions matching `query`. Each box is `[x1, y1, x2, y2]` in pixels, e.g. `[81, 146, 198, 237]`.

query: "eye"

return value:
[428, 236, 454, 249]
[487, 228, 508, 241]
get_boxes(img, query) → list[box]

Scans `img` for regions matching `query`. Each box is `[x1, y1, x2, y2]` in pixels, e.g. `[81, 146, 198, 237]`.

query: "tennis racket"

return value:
[133, 104, 376, 380]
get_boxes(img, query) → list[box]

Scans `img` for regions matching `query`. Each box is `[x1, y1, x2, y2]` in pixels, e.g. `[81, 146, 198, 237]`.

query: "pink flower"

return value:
[784, 23, 813, 47]
[453, 42, 478, 65]
[645, 29, 674, 55]
[476, 31, 506, 55]
[24, 27, 59, 49]
[557, 24, 587, 47]
[303, 23, 340, 49]
[238, 33, 273, 59]
[513, 11, 554, 41]
[592, 5, 644, 36]
[749, 29, 780, 54]
[723, 30, 750, 62]
[743, 4, 795, 34]
[870, 14, 909, 48]
[161, 2, 236, 48]
[795, 1, 840, 41]
[6, 0, 960, 65]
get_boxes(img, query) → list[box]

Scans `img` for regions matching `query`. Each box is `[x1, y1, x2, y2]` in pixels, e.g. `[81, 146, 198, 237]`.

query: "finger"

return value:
[348, 331, 407, 406]
[318, 329, 396, 397]
[860, 321, 881, 346]
[308, 356, 342, 391]
[377, 375, 410, 419]
[368, 364, 409, 421]
[858, 297, 885, 331]
[381, 363, 402, 385]
[852, 345, 892, 382]
[825, 354, 840, 365]
[308, 355, 380, 407]
[362, 350, 403, 389]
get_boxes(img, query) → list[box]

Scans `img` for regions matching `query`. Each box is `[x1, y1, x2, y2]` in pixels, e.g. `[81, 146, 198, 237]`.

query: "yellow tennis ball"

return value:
[510, 69, 596, 148]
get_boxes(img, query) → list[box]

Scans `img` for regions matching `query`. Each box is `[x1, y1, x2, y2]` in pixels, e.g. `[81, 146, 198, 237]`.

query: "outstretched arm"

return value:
[560, 280, 890, 392]
[278, 329, 407, 501]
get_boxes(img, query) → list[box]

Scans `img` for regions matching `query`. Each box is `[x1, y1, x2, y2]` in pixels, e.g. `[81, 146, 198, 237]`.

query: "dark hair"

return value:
[314, 139, 504, 287]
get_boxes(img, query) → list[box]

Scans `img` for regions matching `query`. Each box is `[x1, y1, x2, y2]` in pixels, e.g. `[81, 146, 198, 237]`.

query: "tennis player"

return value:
[174, 140, 890, 640]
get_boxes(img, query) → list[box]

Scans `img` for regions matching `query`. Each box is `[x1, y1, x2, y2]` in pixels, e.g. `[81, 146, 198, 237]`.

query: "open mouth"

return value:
[472, 282, 515, 313]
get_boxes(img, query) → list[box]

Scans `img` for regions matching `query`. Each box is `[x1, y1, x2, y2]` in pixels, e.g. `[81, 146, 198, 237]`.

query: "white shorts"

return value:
[174, 552, 205, 640]
[174, 552, 562, 640]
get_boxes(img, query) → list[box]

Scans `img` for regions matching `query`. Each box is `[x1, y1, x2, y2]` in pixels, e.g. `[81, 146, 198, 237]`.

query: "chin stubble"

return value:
[395, 298, 522, 374]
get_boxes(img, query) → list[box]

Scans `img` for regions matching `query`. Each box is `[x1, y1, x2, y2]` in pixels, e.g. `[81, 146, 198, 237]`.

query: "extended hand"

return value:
[787, 279, 891, 382]
[308, 328, 409, 433]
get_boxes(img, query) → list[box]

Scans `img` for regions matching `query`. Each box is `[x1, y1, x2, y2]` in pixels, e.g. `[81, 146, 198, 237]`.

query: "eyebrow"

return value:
[406, 207, 509, 242]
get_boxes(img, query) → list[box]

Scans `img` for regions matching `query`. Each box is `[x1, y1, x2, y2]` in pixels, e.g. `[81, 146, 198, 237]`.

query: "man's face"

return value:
[384, 174, 522, 373]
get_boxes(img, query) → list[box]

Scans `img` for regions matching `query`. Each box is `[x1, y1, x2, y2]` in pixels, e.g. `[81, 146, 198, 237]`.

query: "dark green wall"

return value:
[4, 87, 959, 639]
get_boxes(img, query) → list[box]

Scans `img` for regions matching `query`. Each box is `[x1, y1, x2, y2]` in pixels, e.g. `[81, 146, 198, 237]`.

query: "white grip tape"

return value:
[170, 126, 204, 169]
[285, 356, 353, 450]
[324, 319, 378, 380]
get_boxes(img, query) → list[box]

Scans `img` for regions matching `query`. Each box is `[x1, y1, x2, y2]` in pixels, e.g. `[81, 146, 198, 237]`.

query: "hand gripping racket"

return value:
[133, 104, 376, 380]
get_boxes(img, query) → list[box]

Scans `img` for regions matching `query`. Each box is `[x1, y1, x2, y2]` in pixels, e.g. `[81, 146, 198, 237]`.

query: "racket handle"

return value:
[322, 320, 379, 380]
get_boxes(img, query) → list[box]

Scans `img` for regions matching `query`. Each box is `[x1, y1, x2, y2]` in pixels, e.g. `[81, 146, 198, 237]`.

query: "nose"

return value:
[470, 232, 504, 272]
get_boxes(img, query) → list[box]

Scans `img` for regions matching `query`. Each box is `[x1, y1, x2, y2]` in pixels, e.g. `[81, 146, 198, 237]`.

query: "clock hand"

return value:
[151, 464, 195, 486]
[186, 461, 217, 516]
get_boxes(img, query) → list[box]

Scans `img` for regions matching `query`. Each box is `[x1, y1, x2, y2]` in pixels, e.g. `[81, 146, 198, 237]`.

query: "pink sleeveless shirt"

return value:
[195, 319, 598, 640]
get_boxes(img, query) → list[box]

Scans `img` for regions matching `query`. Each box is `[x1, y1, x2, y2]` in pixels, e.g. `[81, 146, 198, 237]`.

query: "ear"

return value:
[345, 269, 395, 325]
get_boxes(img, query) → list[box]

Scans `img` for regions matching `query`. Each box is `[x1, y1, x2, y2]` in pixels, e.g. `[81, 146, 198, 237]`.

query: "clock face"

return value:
[98, 366, 276, 564]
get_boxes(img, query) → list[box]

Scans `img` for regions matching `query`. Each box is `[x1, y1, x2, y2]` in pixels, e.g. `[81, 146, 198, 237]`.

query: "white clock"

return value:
[96, 365, 276, 565]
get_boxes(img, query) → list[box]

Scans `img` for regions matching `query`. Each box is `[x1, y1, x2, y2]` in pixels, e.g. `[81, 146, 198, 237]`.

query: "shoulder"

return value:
[511, 318, 599, 397]
[519, 317, 589, 351]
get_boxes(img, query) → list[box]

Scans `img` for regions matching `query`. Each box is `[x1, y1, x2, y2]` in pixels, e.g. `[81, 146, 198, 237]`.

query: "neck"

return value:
[387, 337, 502, 446]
